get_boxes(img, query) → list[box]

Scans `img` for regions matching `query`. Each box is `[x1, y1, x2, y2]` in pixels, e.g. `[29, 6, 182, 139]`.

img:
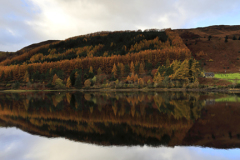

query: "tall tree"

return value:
[1, 71, 5, 81]
[130, 61, 135, 74]
[23, 71, 30, 83]
[89, 66, 93, 73]
[112, 63, 117, 78]
[166, 59, 170, 68]
[52, 74, 59, 85]
[66, 77, 71, 88]
[75, 74, 82, 88]
[70, 70, 76, 86]
[124, 64, 130, 77]
[134, 74, 138, 82]
[97, 67, 102, 75]
[139, 62, 145, 75]
[119, 63, 125, 77]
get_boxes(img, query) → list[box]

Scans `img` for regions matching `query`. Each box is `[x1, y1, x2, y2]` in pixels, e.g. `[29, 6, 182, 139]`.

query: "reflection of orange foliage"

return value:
[0, 91, 204, 146]
[66, 93, 71, 104]
[84, 94, 91, 101]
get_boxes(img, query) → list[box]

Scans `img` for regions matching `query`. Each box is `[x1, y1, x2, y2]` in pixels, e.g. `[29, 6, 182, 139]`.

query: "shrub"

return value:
[208, 35, 212, 41]
[235, 84, 240, 88]
[209, 59, 213, 62]
[225, 36, 228, 42]
[115, 79, 119, 85]
[84, 79, 91, 88]
[12, 81, 20, 89]
[127, 84, 134, 88]
[233, 35, 237, 40]
[46, 82, 54, 88]
[55, 78, 65, 89]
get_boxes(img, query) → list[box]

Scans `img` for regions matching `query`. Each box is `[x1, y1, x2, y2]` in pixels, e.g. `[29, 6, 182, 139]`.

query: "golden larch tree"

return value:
[119, 63, 125, 77]
[126, 75, 131, 82]
[23, 71, 29, 83]
[112, 63, 117, 78]
[134, 74, 138, 82]
[97, 67, 102, 75]
[89, 66, 93, 73]
[130, 73, 135, 81]
[166, 58, 170, 68]
[139, 62, 145, 75]
[153, 72, 164, 84]
[170, 59, 189, 80]
[52, 74, 59, 85]
[66, 77, 71, 88]
[130, 61, 135, 74]
[190, 59, 200, 80]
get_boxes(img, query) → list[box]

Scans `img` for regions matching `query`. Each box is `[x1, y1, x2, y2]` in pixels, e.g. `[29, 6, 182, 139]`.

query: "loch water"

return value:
[0, 91, 240, 160]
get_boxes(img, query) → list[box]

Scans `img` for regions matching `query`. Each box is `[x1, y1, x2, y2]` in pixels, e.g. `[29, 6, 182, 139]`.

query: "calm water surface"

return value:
[0, 91, 240, 160]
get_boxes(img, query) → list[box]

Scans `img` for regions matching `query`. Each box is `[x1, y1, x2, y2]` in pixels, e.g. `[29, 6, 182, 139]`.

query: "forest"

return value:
[0, 29, 202, 90]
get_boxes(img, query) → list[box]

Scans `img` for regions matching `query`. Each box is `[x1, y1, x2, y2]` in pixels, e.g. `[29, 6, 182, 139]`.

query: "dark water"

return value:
[0, 91, 240, 160]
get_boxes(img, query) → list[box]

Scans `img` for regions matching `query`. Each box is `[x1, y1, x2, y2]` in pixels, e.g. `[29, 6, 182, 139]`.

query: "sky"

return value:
[0, 0, 240, 52]
[0, 127, 240, 160]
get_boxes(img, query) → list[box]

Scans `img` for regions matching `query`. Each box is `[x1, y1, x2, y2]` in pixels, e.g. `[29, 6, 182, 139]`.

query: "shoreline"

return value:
[1, 88, 240, 93]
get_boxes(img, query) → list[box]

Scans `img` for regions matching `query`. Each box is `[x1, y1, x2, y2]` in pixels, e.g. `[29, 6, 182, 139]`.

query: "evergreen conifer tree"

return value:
[75, 74, 82, 88]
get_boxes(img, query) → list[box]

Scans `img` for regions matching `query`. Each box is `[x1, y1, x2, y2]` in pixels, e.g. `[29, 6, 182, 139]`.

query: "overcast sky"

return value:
[1, 128, 239, 160]
[1, 0, 240, 52]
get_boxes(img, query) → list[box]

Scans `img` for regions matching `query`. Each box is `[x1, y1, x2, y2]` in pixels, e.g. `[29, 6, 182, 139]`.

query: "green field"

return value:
[215, 73, 240, 83]
[215, 95, 240, 102]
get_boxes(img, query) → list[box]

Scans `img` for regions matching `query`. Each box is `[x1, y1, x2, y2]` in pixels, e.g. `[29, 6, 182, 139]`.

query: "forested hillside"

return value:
[0, 29, 199, 90]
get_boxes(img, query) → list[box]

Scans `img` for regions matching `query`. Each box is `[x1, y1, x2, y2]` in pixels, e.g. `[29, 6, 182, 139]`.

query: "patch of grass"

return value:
[215, 73, 240, 83]
[215, 96, 240, 102]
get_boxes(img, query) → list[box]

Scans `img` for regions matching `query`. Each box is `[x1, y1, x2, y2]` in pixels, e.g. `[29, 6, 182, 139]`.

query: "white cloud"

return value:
[0, 0, 240, 51]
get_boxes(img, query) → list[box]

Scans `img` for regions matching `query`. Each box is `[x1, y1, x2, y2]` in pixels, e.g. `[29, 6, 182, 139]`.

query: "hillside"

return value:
[0, 28, 195, 90]
[175, 25, 240, 73]
[1, 25, 240, 89]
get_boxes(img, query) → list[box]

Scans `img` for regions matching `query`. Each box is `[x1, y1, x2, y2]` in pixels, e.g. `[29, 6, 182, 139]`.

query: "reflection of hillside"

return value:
[0, 92, 203, 146]
[183, 102, 240, 148]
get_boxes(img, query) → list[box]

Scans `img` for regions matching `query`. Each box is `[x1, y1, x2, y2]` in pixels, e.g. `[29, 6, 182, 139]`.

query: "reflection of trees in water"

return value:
[0, 92, 204, 146]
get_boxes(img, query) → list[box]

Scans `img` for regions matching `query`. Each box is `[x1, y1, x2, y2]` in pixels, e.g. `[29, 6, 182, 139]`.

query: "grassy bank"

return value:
[215, 73, 240, 83]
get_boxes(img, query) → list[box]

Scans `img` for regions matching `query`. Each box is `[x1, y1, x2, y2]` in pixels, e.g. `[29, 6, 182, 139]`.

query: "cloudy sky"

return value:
[1, 0, 240, 52]
[0, 128, 239, 160]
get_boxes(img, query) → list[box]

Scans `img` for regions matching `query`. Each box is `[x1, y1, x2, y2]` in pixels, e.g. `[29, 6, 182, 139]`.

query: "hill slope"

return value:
[175, 25, 240, 73]
[0, 29, 192, 88]
[1, 25, 240, 89]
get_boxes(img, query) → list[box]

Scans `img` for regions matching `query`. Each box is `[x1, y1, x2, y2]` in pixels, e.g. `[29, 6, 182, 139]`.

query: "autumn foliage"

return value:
[0, 29, 192, 87]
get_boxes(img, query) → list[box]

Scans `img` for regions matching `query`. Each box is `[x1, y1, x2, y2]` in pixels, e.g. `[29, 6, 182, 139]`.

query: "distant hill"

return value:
[175, 25, 240, 72]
